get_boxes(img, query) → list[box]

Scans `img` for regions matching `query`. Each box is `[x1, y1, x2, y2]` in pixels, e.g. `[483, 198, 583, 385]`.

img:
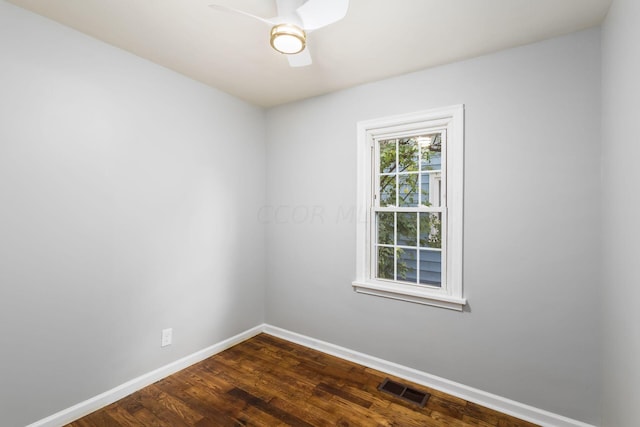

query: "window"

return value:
[353, 105, 466, 311]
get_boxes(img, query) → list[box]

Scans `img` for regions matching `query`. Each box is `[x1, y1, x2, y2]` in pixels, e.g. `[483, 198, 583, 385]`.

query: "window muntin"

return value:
[373, 133, 445, 288]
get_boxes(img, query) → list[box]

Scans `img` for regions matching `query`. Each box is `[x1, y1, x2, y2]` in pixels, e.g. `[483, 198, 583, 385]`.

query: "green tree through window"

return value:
[375, 134, 443, 285]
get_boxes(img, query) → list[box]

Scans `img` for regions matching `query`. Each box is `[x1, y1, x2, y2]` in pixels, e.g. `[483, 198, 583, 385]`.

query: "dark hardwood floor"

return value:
[67, 333, 539, 426]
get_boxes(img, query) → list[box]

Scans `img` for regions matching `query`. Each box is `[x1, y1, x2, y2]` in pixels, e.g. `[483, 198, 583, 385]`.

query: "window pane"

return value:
[420, 134, 442, 171]
[398, 174, 418, 207]
[377, 212, 394, 245]
[420, 172, 441, 207]
[420, 212, 442, 248]
[419, 250, 442, 287]
[396, 212, 417, 246]
[379, 175, 396, 207]
[398, 138, 418, 172]
[397, 248, 417, 283]
[377, 247, 395, 280]
[379, 140, 396, 173]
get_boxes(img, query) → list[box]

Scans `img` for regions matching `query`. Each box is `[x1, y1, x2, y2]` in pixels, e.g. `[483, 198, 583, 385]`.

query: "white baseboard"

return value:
[262, 324, 597, 427]
[28, 323, 596, 427]
[26, 325, 263, 427]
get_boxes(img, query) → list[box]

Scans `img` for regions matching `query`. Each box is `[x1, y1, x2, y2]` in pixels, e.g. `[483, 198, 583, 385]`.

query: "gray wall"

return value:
[265, 29, 602, 424]
[0, 2, 266, 426]
[601, 0, 640, 426]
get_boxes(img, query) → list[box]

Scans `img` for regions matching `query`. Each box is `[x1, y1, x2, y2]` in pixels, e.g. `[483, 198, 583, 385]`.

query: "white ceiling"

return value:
[8, 0, 612, 107]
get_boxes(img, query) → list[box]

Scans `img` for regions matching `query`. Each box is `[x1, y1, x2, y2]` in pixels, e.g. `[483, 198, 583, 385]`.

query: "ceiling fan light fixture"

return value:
[270, 23, 306, 54]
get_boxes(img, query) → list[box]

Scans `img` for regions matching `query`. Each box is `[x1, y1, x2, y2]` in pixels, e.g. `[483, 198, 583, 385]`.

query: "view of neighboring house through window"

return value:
[375, 133, 444, 286]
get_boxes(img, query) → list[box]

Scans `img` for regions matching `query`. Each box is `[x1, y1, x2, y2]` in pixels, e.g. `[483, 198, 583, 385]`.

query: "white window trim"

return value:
[353, 105, 466, 311]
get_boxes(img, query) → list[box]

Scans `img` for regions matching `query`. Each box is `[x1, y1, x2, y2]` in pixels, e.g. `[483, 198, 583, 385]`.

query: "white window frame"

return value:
[353, 105, 466, 311]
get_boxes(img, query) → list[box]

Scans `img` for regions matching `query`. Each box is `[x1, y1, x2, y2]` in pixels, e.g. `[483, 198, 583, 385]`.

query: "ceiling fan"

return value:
[209, 0, 349, 67]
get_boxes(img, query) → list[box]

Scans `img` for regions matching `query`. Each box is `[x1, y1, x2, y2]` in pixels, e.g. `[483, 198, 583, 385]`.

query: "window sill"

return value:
[352, 281, 466, 311]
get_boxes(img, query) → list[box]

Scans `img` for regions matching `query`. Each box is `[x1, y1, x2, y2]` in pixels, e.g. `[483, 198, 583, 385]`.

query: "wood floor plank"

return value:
[124, 407, 166, 427]
[266, 395, 338, 427]
[315, 383, 373, 409]
[426, 395, 467, 421]
[136, 385, 201, 426]
[461, 415, 495, 427]
[66, 334, 540, 427]
[105, 405, 148, 426]
[202, 359, 339, 426]
[228, 387, 315, 427]
[177, 383, 246, 424]
[70, 411, 119, 427]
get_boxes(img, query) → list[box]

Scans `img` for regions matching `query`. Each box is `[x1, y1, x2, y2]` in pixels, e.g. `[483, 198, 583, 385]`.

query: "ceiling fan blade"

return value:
[276, 0, 305, 16]
[287, 48, 312, 67]
[269, 0, 305, 26]
[208, 4, 276, 25]
[296, 0, 349, 31]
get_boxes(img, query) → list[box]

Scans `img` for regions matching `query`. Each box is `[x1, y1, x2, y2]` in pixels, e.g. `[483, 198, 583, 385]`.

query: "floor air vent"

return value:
[378, 378, 430, 407]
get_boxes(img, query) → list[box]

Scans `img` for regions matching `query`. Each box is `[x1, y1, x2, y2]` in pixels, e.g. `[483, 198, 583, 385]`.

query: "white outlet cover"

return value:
[161, 328, 172, 347]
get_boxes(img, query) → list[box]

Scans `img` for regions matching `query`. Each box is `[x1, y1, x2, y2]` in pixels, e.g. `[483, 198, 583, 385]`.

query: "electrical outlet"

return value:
[161, 328, 172, 347]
